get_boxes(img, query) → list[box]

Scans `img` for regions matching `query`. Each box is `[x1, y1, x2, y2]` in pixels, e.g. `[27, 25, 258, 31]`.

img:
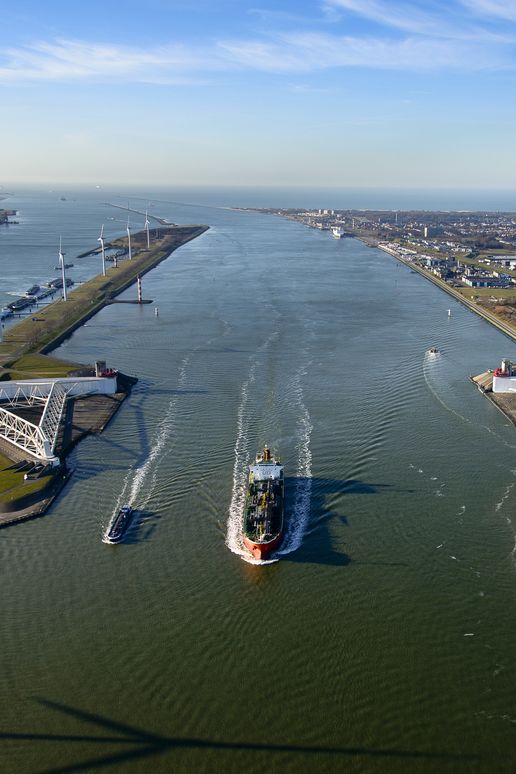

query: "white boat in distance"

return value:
[331, 226, 345, 239]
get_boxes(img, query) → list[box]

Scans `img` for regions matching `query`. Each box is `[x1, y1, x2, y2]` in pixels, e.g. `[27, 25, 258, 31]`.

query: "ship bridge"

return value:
[250, 463, 283, 481]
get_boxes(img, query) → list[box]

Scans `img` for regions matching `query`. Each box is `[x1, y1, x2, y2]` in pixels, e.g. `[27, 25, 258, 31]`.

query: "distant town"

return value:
[243, 207, 516, 330]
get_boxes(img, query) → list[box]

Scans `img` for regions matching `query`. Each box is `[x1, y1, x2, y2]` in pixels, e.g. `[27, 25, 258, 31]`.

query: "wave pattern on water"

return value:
[226, 330, 279, 565]
[108, 355, 191, 526]
[277, 363, 313, 557]
[227, 342, 314, 565]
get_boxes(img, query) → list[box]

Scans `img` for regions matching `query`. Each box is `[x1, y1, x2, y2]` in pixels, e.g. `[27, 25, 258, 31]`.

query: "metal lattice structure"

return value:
[0, 382, 68, 463]
[0, 380, 82, 408]
[0, 407, 54, 460]
[0, 375, 115, 464]
[39, 382, 67, 455]
[0, 383, 50, 407]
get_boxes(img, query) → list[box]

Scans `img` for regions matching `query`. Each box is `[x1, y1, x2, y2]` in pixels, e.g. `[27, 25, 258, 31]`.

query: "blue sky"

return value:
[2, 0, 516, 187]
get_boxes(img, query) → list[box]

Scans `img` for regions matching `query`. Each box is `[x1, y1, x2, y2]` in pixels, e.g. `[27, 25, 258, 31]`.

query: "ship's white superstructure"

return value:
[331, 226, 345, 239]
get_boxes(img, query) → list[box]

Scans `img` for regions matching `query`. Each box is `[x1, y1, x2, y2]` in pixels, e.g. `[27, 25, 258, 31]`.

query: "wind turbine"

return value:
[127, 217, 132, 260]
[59, 236, 67, 301]
[144, 211, 150, 249]
[98, 224, 106, 276]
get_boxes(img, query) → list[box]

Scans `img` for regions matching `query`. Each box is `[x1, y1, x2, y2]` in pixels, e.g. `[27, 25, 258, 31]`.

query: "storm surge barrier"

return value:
[0, 375, 118, 464]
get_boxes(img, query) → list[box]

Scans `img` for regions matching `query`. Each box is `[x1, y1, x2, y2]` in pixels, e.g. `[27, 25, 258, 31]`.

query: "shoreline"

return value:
[0, 223, 208, 369]
[469, 371, 516, 426]
[374, 242, 516, 343]
[0, 222, 208, 524]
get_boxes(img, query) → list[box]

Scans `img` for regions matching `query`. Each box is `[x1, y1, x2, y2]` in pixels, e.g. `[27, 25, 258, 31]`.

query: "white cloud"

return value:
[220, 31, 503, 72]
[460, 0, 516, 22]
[0, 21, 511, 87]
[326, 0, 447, 36]
[326, 0, 516, 40]
[0, 38, 218, 84]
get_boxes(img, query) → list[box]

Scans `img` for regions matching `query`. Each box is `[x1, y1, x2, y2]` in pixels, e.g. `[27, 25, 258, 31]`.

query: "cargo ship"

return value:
[243, 446, 284, 560]
[103, 504, 134, 544]
[331, 226, 345, 238]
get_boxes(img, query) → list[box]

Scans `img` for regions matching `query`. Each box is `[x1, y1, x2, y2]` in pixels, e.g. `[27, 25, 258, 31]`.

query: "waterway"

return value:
[1, 188, 516, 773]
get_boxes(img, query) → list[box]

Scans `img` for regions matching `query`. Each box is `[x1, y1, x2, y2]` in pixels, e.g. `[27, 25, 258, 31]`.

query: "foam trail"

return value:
[227, 355, 314, 564]
[226, 330, 280, 564]
[107, 356, 190, 527]
[495, 483, 514, 513]
[225, 371, 256, 562]
[422, 353, 473, 427]
[423, 354, 516, 450]
[278, 363, 313, 556]
[105, 317, 233, 534]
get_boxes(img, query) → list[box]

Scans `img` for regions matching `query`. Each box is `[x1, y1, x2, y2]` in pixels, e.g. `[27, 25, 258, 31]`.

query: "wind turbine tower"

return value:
[144, 211, 150, 250]
[98, 224, 107, 276]
[59, 236, 67, 301]
[127, 217, 132, 260]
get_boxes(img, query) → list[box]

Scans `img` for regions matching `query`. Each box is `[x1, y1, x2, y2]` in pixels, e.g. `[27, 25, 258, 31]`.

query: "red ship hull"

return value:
[243, 532, 283, 560]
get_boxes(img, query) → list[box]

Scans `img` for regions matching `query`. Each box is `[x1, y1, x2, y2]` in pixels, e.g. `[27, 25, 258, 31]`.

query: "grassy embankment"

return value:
[0, 452, 54, 512]
[392, 240, 516, 334]
[0, 225, 208, 378]
[0, 224, 208, 513]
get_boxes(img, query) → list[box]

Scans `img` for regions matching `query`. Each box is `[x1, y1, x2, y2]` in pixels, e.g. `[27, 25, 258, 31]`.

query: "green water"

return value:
[1, 202, 516, 773]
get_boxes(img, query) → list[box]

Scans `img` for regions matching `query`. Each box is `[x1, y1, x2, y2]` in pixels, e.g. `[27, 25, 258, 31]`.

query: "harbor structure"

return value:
[492, 359, 516, 393]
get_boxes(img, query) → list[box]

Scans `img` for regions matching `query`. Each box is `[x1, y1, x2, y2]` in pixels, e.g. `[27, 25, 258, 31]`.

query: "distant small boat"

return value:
[48, 277, 74, 289]
[7, 297, 32, 312]
[54, 263, 74, 270]
[428, 346, 440, 355]
[103, 505, 134, 544]
[25, 284, 40, 297]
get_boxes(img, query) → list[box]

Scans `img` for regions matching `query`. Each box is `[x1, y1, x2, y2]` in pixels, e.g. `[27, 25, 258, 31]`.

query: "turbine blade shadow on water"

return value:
[0, 697, 482, 772]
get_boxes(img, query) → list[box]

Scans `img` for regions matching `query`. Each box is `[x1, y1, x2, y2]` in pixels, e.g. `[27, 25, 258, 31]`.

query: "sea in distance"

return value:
[1, 185, 516, 773]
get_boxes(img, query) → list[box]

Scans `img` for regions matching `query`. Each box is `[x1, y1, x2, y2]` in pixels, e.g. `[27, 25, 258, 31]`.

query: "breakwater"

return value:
[0, 224, 208, 370]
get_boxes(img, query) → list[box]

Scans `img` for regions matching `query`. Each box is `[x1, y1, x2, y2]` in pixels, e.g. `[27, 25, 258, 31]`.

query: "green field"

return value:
[2, 353, 81, 380]
[0, 453, 54, 509]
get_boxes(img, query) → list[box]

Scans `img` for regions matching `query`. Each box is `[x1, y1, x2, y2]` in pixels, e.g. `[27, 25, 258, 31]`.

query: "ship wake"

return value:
[226, 336, 275, 564]
[109, 355, 191, 524]
[227, 354, 313, 565]
[277, 363, 313, 557]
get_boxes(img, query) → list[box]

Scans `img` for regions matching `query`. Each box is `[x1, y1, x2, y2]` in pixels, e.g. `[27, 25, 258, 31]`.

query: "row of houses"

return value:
[421, 257, 514, 288]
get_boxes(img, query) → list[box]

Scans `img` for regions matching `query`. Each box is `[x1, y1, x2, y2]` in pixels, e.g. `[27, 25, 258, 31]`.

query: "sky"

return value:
[2, 0, 516, 188]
